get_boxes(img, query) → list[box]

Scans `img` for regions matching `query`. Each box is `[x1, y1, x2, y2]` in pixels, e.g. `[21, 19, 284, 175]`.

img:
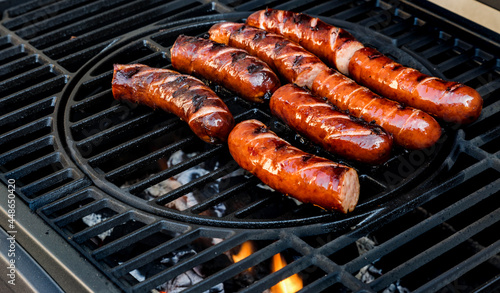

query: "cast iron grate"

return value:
[0, 0, 499, 292]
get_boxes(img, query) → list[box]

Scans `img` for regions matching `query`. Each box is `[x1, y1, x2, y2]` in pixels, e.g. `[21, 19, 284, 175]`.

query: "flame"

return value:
[270, 253, 303, 293]
[232, 241, 254, 263]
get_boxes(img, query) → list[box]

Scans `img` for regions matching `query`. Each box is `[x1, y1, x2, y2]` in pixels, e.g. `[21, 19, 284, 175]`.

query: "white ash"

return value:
[82, 213, 112, 241]
[355, 236, 410, 293]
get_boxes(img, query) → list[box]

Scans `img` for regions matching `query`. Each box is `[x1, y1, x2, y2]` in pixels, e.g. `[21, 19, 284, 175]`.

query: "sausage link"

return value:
[312, 69, 442, 149]
[247, 9, 483, 124]
[209, 22, 328, 89]
[112, 64, 234, 144]
[270, 84, 393, 164]
[228, 119, 360, 213]
[246, 9, 363, 76]
[170, 35, 280, 103]
[349, 47, 483, 124]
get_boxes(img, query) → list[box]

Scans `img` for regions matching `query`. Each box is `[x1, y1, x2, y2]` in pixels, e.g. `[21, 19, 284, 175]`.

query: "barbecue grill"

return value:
[1, 0, 499, 292]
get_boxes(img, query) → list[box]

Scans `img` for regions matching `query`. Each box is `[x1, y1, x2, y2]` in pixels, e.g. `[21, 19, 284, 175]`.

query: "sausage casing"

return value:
[112, 64, 234, 144]
[270, 84, 393, 164]
[209, 22, 328, 89]
[247, 9, 483, 124]
[312, 69, 442, 149]
[349, 47, 483, 124]
[170, 35, 280, 103]
[228, 119, 360, 213]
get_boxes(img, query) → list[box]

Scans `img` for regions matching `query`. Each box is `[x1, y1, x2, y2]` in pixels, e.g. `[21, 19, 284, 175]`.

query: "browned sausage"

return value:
[211, 22, 441, 149]
[209, 22, 328, 89]
[170, 35, 280, 103]
[246, 9, 363, 76]
[228, 119, 360, 213]
[270, 84, 393, 164]
[247, 9, 483, 124]
[312, 69, 442, 149]
[349, 47, 483, 124]
[112, 64, 234, 144]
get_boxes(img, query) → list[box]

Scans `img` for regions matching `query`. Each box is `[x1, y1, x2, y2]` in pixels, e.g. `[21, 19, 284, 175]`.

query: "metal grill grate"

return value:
[1, 0, 500, 292]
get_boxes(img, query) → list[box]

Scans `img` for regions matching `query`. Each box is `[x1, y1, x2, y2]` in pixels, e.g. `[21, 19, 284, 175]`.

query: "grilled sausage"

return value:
[246, 9, 363, 76]
[211, 22, 441, 149]
[312, 69, 442, 149]
[270, 84, 392, 164]
[112, 64, 234, 144]
[228, 119, 360, 213]
[170, 35, 280, 103]
[247, 9, 483, 124]
[349, 47, 483, 124]
[209, 22, 328, 88]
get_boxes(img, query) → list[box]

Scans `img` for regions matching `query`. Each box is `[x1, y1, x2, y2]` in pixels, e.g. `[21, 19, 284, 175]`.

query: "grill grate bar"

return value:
[330, 1, 371, 21]
[0, 54, 41, 81]
[70, 103, 137, 136]
[15, 0, 130, 40]
[5, 0, 58, 18]
[0, 45, 26, 63]
[53, 198, 116, 227]
[188, 176, 260, 215]
[0, 117, 52, 154]
[0, 64, 57, 97]
[5, 152, 61, 182]
[436, 49, 473, 73]
[344, 174, 499, 275]
[86, 118, 182, 167]
[0, 75, 67, 116]
[0, 135, 54, 170]
[414, 238, 500, 293]
[476, 78, 500, 98]
[155, 161, 238, 205]
[418, 42, 454, 60]
[302, 0, 353, 15]
[110, 228, 202, 277]
[454, 60, 494, 84]
[91, 221, 165, 260]
[41, 0, 201, 60]
[183, 237, 290, 293]
[71, 211, 134, 244]
[74, 111, 156, 151]
[0, 96, 55, 135]
[3, 0, 97, 30]
[105, 136, 196, 184]
[28, 0, 169, 49]
[126, 143, 222, 194]
[371, 203, 500, 291]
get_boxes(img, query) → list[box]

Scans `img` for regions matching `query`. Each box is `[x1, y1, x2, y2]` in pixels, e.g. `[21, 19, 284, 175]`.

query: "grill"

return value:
[1, 0, 500, 292]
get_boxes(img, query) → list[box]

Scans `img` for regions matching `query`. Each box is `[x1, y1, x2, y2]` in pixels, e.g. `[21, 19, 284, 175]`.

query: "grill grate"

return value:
[1, 0, 500, 292]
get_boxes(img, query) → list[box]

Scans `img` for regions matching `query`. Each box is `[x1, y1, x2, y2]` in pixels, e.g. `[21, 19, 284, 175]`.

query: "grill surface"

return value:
[1, 0, 500, 292]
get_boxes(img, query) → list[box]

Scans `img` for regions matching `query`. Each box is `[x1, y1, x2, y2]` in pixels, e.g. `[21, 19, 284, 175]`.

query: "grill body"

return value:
[0, 1, 499, 292]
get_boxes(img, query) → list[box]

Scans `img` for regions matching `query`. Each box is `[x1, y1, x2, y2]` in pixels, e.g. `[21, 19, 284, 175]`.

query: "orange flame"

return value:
[232, 241, 254, 263]
[270, 253, 303, 293]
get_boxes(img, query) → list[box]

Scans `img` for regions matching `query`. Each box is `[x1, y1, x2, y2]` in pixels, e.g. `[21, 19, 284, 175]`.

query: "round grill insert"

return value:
[62, 13, 454, 228]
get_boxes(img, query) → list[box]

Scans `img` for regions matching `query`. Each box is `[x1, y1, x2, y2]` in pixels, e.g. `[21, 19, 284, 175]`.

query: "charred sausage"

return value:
[312, 69, 442, 149]
[112, 64, 234, 144]
[228, 119, 360, 213]
[349, 47, 483, 124]
[210, 22, 441, 149]
[270, 84, 393, 164]
[247, 9, 483, 124]
[170, 35, 280, 103]
[209, 22, 328, 89]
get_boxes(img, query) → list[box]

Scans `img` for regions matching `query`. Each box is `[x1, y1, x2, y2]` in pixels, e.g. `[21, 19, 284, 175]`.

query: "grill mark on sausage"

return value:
[368, 52, 383, 60]
[274, 40, 288, 53]
[253, 31, 267, 41]
[301, 155, 313, 162]
[392, 64, 403, 71]
[192, 94, 207, 112]
[254, 125, 269, 134]
[231, 51, 247, 63]
[275, 141, 288, 151]
[293, 55, 304, 67]
[247, 63, 264, 74]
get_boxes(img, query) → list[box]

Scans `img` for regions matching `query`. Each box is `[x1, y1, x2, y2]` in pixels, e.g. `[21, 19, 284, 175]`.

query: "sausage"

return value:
[170, 35, 280, 103]
[211, 22, 441, 149]
[270, 84, 392, 164]
[209, 22, 328, 89]
[246, 9, 363, 76]
[112, 64, 234, 144]
[228, 119, 360, 213]
[312, 69, 442, 149]
[247, 9, 483, 124]
[349, 47, 483, 124]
